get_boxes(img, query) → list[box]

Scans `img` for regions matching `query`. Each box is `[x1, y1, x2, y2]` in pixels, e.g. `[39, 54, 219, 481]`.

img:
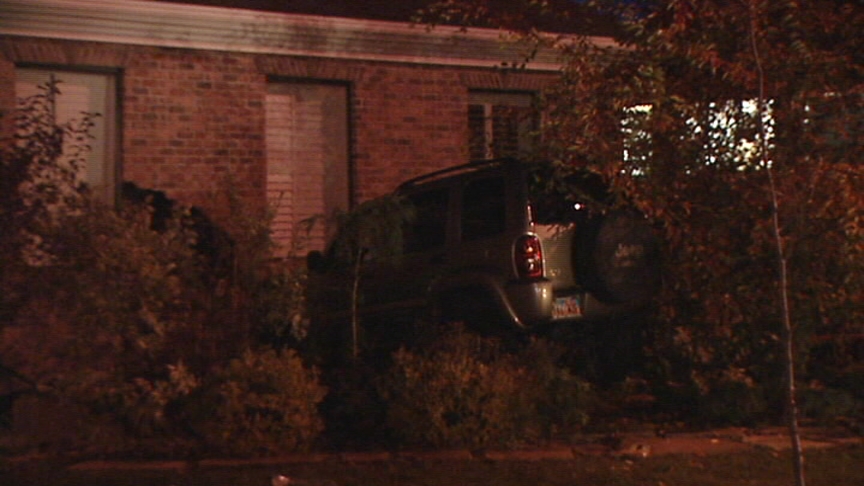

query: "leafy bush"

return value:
[695, 368, 770, 427]
[0, 77, 319, 457]
[518, 338, 595, 439]
[196, 348, 326, 456]
[799, 385, 861, 425]
[0, 200, 212, 453]
[379, 328, 594, 449]
[317, 359, 390, 450]
[1, 118, 203, 417]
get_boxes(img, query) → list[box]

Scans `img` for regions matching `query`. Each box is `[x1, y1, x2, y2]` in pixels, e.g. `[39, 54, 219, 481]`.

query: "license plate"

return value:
[552, 295, 582, 319]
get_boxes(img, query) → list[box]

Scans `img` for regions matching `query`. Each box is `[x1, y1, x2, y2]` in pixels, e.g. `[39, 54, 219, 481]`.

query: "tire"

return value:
[577, 210, 661, 306]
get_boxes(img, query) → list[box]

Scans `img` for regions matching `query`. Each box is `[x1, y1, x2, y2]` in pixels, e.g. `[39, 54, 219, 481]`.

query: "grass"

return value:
[4, 446, 864, 486]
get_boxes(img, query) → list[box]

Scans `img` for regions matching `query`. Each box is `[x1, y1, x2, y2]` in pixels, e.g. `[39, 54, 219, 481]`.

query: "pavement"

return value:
[54, 426, 861, 473]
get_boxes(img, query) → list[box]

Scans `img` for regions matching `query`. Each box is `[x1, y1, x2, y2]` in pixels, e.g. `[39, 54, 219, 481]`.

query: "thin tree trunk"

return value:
[748, 3, 806, 485]
[350, 248, 363, 359]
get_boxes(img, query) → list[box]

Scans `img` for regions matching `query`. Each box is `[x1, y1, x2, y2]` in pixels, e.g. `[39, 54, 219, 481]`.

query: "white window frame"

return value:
[468, 90, 537, 160]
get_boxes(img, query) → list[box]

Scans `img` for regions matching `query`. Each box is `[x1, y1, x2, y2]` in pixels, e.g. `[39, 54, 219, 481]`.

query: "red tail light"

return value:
[514, 234, 543, 279]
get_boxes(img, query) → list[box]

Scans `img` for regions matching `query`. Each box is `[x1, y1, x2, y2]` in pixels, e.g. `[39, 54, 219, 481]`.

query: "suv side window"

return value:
[461, 176, 506, 242]
[404, 188, 449, 253]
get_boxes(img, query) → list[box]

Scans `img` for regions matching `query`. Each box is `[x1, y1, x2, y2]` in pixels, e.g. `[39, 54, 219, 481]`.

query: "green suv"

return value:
[306, 158, 660, 340]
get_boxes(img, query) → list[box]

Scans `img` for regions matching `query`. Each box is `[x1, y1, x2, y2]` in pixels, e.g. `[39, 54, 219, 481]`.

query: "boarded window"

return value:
[266, 82, 349, 256]
[468, 91, 537, 160]
[15, 68, 119, 203]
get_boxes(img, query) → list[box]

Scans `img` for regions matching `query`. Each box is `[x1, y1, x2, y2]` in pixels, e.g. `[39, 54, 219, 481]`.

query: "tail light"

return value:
[514, 234, 543, 279]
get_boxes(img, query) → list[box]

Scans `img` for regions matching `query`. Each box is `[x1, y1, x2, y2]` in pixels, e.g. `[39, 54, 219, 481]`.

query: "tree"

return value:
[419, 1, 862, 484]
[313, 195, 414, 359]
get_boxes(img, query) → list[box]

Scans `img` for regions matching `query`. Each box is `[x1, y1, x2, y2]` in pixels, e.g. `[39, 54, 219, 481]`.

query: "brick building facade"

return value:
[0, 0, 609, 254]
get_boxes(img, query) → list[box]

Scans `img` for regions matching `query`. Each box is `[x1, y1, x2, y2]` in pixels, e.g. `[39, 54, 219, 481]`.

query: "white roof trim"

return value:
[0, 0, 615, 71]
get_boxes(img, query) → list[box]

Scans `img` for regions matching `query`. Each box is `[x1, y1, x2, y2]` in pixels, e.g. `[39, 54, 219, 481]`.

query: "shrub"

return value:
[519, 338, 594, 439]
[379, 328, 594, 449]
[694, 367, 770, 427]
[196, 348, 326, 456]
[0, 201, 212, 454]
[799, 385, 861, 425]
[317, 359, 390, 450]
[1, 77, 317, 457]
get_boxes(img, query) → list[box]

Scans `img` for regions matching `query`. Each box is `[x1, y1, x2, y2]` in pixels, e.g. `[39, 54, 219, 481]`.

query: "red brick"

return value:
[0, 36, 555, 227]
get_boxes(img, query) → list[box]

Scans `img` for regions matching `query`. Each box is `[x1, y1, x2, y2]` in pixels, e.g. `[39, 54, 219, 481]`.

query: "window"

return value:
[622, 99, 775, 172]
[266, 81, 349, 256]
[461, 176, 506, 241]
[404, 188, 449, 253]
[468, 91, 537, 160]
[15, 68, 119, 203]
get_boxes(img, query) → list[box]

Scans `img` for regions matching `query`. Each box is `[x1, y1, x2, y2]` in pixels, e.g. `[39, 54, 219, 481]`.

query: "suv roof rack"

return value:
[396, 157, 519, 190]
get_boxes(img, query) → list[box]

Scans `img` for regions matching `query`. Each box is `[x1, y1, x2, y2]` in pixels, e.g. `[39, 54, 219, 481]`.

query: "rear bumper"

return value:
[504, 281, 648, 330]
[503, 279, 557, 328]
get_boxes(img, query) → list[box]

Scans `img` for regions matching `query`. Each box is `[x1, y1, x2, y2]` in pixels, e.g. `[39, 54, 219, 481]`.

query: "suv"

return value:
[306, 158, 660, 340]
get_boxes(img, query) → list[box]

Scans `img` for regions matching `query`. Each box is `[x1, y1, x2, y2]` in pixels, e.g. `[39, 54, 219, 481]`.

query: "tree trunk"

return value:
[749, 3, 806, 484]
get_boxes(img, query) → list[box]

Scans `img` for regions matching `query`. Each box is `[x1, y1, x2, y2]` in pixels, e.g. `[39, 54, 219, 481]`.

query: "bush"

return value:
[518, 338, 595, 439]
[196, 348, 326, 456]
[379, 328, 594, 449]
[0, 78, 318, 457]
[799, 385, 861, 425]
[694, 367, 770, 427]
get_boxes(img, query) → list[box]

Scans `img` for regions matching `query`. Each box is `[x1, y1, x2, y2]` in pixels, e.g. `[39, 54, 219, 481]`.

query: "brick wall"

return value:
[351, 65, 468, 201]
[123, 49, 267, 216]
[1, 35, 555, 224]
[0, 58, 14, 140]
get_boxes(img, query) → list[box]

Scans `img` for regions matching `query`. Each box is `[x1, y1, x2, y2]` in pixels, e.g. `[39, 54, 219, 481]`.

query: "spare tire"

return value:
[576, 210, 661, 305]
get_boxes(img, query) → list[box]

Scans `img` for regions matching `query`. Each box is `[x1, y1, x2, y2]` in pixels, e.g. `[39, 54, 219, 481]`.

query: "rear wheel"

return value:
[577, 210, 661, 306]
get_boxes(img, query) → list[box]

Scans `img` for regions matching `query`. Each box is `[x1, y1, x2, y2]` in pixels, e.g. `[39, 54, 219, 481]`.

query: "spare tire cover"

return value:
[579, 210, 661, 305]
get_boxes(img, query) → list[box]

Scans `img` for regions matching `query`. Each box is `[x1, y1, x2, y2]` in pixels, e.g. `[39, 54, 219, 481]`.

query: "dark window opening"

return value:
[461, 177, 506, 241]
[404, 189, 449, 253]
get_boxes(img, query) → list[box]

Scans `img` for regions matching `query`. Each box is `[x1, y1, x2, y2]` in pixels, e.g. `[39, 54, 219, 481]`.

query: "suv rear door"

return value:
[358, 183, 454, 317]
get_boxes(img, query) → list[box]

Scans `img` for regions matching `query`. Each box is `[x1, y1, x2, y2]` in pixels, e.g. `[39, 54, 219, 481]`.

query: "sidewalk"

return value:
[62, 426, 862, 473]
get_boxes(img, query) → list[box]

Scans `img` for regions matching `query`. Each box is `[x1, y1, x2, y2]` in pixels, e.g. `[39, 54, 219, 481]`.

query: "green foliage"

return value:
[799, 385, 861, 425]
[379, 328, 594, 448]
[383, 334, 528, 448]
[694, 368, 770, 426]
[253, 259, 310, 347]
[0, 77, 98, 323]
[0, 89, 212, 442]
[0, 78, 321, 457]
[316, 360, 390, 449]
[220, 183, 313, 348]
[3, 76, 96, 220]
[0, 200, 209, 449]
[549, 0, 863, 387]
[196, 348, 326, 456]
[445, 0, 862, 425]
[320, 194, 415, 358]
[326, 193, 415, 268]
[417, 3, 863, 446]
[519, 338, 595, 437]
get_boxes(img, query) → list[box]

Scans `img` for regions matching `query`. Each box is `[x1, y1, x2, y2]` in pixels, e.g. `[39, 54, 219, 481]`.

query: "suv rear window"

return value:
[462, 176, 506, 241]
[404, 188, 449, 253]
[528, 166, 609, 224]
